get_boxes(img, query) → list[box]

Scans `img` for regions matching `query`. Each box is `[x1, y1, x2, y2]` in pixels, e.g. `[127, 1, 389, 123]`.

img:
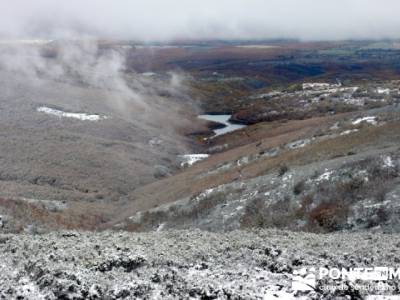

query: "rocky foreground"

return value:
[0, 230, 399, 299]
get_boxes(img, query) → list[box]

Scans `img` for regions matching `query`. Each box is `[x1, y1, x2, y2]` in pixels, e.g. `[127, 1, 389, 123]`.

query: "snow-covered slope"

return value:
[1, 229, 399, 299]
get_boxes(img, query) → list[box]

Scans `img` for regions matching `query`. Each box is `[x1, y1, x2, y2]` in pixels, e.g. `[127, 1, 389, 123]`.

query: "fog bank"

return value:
[1, 0, 400, 41]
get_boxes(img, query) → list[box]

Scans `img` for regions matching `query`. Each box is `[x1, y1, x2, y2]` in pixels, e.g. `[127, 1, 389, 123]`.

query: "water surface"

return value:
[198, 114, 246, 137]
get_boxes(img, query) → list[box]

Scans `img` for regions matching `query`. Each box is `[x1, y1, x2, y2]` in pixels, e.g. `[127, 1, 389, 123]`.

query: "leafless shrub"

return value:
[186, 191, 228, 220]
[308, 200, 349, 232]
[294, 193, 314, 220]
[371, 179, 390, 202]
[278, 164, 289, 177]
[241, 195, 296, 229]
[366, 207, 390, 228]
[240, 198, 266, 228]
[293, 180, 306, 195]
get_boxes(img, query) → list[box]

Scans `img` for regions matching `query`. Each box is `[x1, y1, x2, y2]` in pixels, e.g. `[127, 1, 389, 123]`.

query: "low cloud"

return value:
[0, 40, 195, 143]
[1, 0, 400, 41]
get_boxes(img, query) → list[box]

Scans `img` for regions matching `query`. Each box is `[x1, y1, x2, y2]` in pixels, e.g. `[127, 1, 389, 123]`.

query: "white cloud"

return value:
[1, 0, 400, 41]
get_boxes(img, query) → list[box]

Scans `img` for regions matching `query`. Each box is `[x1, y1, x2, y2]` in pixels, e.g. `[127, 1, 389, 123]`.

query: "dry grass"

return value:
[0, 197, 112, 232]
[245, 121, 400, 179]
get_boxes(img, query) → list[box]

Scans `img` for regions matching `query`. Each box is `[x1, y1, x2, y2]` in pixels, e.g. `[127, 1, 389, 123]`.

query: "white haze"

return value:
[1, 0, 400, 41]
[0, 41, 157, 108]
[0, 40, 194, 142]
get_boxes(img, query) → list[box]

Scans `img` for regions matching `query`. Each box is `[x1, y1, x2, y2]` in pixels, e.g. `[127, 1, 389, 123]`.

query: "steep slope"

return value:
[0, 42, 200, 204]
[117, 102, 400, 233]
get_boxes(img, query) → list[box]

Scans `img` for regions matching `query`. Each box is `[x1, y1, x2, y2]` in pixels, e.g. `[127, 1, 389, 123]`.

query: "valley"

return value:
[1, 39, 400, 299]
[1, 40, 400, 234]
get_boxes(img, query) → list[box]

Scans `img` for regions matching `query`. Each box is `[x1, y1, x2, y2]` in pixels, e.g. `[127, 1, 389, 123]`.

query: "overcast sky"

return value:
[2, 0, 400, 41]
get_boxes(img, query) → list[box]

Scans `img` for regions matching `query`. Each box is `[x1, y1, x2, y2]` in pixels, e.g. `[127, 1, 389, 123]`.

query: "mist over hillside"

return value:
[0, 40, 200, 207]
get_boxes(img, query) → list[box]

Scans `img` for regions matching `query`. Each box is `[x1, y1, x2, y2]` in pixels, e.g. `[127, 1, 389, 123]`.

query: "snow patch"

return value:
[179, 154, 209, 167]
[340, 129, 359, 136]
[148, 137, 163, 147]
[352, 116, 377, 126]
[286, 139, 311, 150]
[343, 98, 365, 106]
[37, 107, 107, 121]
[302, 82, 337, 90]
[363, 200, 391, 209]
[282, 174, 293, 182]
[383, 156, 395, 168]
[251, 91, 282, 99]
[156, 223, 166, 232]
[330, 122, 340, 130]
[237, 156, 250, 166]
[201, 188, 215, 197]
[317, 169, 334, 182]
[376, 88, 391, 95]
